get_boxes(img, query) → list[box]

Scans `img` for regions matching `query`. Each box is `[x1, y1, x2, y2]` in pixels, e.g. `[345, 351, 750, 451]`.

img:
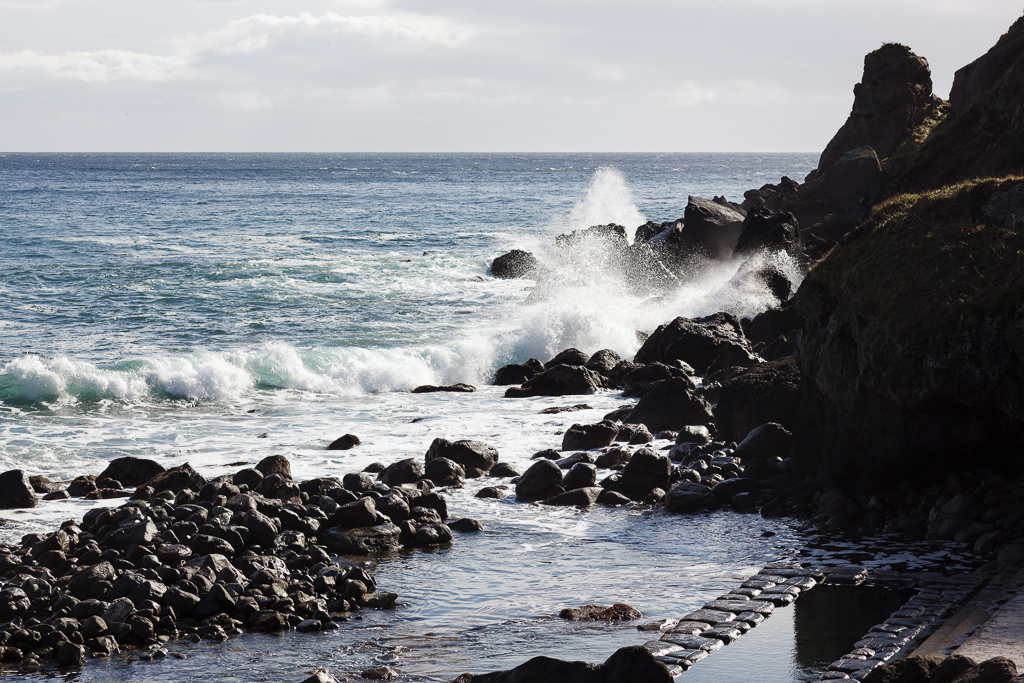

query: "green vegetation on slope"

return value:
[808, 177, 1024, 338]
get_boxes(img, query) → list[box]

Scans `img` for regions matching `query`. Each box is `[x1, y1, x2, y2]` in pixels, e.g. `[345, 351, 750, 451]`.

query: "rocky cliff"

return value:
[793, 178, 1024, 490]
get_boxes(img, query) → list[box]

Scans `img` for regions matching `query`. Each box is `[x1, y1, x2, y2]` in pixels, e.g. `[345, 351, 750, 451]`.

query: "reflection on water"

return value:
[794, 585, 915, 671]
[664, 584, 917, 683]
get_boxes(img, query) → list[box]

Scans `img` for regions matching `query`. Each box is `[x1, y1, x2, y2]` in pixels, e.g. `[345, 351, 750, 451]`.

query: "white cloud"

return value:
[0, 49, 187, 82]
[659, 82, 718, 108]
[0, 10, 479, 83]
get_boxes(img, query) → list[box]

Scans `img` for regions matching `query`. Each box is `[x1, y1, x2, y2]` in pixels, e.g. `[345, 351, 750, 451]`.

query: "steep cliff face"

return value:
[793, 178, 1024, 489]
[891, 15, 1024, 190]
[817, 43, 945, 176]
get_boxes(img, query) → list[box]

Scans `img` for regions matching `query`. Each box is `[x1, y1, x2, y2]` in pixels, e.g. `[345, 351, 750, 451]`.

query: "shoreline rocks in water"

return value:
[0, 452, 494, 671]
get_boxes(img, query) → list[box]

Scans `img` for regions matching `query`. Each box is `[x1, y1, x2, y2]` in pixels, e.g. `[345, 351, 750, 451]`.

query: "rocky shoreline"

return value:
[2, 11, 1024, 683]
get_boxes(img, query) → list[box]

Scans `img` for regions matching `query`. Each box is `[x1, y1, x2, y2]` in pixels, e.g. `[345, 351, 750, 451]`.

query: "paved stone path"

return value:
[954, 570, 1024, 668]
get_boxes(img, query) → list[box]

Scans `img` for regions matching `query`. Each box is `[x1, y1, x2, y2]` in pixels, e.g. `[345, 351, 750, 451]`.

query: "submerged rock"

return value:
[559, 604, 642, 621]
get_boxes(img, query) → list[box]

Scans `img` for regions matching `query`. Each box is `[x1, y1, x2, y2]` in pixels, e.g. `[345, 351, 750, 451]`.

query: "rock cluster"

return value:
[0, 453, 485, 670]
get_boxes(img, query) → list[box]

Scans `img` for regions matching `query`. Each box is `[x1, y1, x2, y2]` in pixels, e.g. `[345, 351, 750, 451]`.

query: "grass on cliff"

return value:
[808, 177, 1024, 337]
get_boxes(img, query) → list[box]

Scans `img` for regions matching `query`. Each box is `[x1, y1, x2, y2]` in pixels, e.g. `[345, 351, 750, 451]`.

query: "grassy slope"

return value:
[807, 177, 1024, 338]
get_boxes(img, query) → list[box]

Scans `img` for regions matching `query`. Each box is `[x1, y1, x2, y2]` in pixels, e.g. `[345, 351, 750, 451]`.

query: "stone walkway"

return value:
[953, 569, 1024, 668]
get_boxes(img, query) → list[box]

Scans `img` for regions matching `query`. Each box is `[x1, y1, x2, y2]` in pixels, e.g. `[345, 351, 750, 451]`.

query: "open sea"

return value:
[0, 153, 978, 682]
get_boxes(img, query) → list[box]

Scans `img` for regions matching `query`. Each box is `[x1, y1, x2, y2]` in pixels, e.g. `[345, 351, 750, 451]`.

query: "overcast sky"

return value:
[0, 0, 1020, 152]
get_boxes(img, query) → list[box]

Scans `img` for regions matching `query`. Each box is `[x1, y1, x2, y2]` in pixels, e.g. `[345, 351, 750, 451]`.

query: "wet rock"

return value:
[546, 348, 591, 369]
[476, 486, 506, 499]
[862, 654, 947, 683]
[381, 458, 425, 486]
[678, 196, 746, 260]
[625, 379, 713, 434]
[302, 669, 344, 683]
[665, 482, 718, 514]
[255, 455, 292, 480]
[327, 434, 360, 450]
[634, 313, 749, 373]
[562, 421, 619, 450]
[98, 457, 166, 488]
[504, 365, 614, 398]
[715, 357, 800, 442]
[559, 604, 642, 621]
[598, 489, 632, 506]
[542, 487, 603, 507]
[321, 523, 402, 555]
[515, 460, 563, 501]
[734, 207, 800, 258]
[0, 469, 38, 509]
[332, 497, 378, 529]
[594, 446, 631, 469]
[28, 475, 63, 494]
[734, 423, 792, 460]
[412, 383, 477, 393]
[448, 518, 484, 532]
[490, 250, 540, 279]
[414, 523, 453, 547]
[493, 359, 545, 386]
[676, 425, 712, 445]
[489, 462, 520, 478]
[562, 463, 597, 490]
[609, 448, 672, 500]
[57, 642, 85, 667]
[145, 463, 207, 495]
[363, 665, 399, 681]
[425, 439, 499, 473]
[585, 349, 621, 376]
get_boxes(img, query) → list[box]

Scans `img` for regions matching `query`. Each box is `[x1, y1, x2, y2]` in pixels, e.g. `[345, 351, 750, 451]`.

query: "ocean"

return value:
[0, 153, 973, 682]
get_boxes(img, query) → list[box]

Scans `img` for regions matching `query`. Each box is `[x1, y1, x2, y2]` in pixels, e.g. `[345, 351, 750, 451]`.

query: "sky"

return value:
[0, 0, 1021, 153]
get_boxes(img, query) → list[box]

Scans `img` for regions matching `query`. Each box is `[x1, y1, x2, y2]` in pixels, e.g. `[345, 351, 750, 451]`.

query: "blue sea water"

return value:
[0, 153, 978, 682]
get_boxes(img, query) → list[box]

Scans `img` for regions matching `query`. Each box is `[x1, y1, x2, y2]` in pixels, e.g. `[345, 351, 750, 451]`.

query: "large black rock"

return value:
[625, 378, 713, 434]
[98, 457, 166, 488]
[490, 250, 540, 279]
[634, 313, 750, 374]
[0, 469, 38, 509]
[425, 439, 499, 472]
[504, 365, 614, 398]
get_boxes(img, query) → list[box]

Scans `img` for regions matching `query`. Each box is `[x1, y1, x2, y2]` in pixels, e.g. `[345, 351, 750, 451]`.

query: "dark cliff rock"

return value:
[817, 43, 945, 176]
[679, 196, 746, 260]
[793, 178, 1024, 488]
[634, 312, 749, 373]
[891, 15, 1024, 190]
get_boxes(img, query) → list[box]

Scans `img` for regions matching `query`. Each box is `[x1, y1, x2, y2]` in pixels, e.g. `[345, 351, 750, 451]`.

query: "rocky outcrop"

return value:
[678, 196, 746, 260]
[817, 43, 945, 175]
[452, 645, 672, 683]
[891, 15, 1024, 190]
[634, 313, 749, 374]
[490, 250, 540, 279]
[714, 357, 801, 443]
[0, 469, 38, 509]
[504, 365, 614, 398]
[793, 178, 1024, 489]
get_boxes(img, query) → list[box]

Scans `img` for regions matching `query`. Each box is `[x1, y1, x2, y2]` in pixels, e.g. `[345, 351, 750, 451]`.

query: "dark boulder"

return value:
[585, 349, 621, 376]
[327, 434, 361, 450]
[98, 457, 165, 488]
[144, 463, 206, 495]
[424, 457, 466, 482]
[561, 421, 619, 451]
[545, 348, 590, 369]
[489, 462, 520, 478]
[561, 463, 598, 490]
[804, 146, 886, 206]
[715, 357, 801, 443]
[515, 460, 563, 501]
[734, 207, 800, 258]
[321, 524, 402, 555]
[734, 423, 793, 460]
[625, 378, 714, 434]
[609, 448, 671, 501]
[412, 383, 476, 393]
[451, 645, 671, 683]
[704, 342, 763, 376]
[634, 313, 749, 373]
[0, 469, 38, 509]
[678, 196, 746, 260]
[665, 482, 718, 513]
[861, 654, 947, 683]
[381, 458, 425, 487]
[255, 455, 292, 480]
[425, 439, 499, 472]
[559, 604, 641, 621]
[504, 365, 613, 398]
[542, 487, 603, 507]
[490, 250, 540, 279]
[493, 359, 544, 386]
[743, 304, 802, 345]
